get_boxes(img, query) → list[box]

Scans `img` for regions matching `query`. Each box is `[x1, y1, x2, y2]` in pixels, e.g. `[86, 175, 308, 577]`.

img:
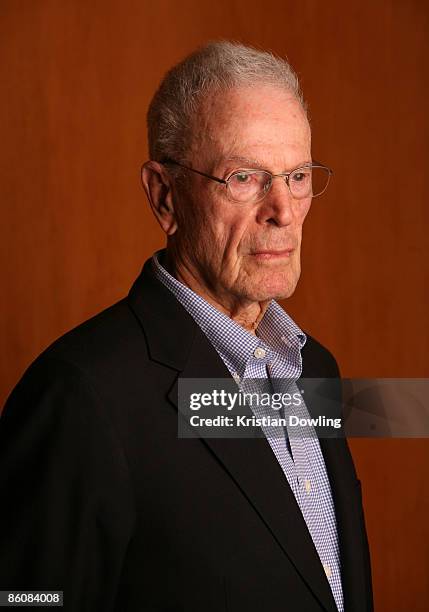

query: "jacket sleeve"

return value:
[0, 357, 136, 611]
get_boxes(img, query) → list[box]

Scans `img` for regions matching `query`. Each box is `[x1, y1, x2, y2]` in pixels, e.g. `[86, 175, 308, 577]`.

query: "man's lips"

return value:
[250, 248, 294, 260]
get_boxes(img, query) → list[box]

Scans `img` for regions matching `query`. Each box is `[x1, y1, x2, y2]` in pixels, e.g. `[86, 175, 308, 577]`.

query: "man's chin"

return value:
[237, 274, 300, 303]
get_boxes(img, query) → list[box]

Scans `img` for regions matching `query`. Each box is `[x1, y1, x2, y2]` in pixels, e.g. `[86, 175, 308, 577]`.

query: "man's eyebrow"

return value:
[224, 156, 267, 169]
[223, 156, 314, 169]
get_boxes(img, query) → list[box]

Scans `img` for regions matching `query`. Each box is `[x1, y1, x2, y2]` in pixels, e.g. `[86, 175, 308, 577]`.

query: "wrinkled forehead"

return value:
[189, 84, 311, 168]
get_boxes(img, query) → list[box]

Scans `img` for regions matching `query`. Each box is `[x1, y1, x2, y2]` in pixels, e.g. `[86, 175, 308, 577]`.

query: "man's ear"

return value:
[141, 161, 178, 235]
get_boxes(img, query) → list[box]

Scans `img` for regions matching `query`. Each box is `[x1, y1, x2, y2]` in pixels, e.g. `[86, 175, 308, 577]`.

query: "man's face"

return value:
[172, 84, 312, 307]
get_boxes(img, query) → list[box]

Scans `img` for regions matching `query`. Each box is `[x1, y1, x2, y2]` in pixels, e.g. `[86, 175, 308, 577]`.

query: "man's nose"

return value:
[256, 176, 295, 227]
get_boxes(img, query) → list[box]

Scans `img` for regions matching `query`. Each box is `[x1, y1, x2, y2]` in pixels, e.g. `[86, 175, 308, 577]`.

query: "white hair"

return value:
[147, 40, 306, 163]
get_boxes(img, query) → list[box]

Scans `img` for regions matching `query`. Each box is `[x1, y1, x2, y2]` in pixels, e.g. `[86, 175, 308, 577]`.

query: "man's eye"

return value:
[234, 172, 251, 183]
[292, 172, 307, 183]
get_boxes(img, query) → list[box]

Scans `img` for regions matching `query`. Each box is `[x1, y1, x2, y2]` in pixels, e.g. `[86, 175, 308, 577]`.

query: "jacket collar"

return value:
[127, 257, 217, 372]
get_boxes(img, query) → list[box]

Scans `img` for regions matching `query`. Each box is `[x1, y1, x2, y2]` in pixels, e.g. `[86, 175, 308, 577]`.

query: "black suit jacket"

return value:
[0, 258, 373, 611]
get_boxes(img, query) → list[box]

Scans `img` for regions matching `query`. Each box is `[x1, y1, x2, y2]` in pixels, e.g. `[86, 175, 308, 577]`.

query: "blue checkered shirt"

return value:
[153, 251, 343, 611]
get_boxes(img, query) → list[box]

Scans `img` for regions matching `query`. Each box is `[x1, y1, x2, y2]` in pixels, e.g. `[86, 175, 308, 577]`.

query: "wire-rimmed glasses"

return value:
[162, 159, 333, 203]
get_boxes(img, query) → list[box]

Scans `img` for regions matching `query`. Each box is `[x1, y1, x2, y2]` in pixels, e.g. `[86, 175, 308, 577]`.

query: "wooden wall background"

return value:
[1, 0, 428, 609]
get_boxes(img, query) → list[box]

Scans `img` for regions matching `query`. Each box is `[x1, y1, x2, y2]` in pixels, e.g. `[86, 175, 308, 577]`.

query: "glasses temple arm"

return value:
[162, 159, 227, 184]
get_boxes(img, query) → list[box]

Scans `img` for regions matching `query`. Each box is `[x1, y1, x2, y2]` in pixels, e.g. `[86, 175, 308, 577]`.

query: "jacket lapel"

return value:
[128, 259, 338, 612]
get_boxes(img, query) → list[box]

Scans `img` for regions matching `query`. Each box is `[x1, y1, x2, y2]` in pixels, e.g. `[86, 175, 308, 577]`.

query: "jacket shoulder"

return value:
[35, 298, 146, 372]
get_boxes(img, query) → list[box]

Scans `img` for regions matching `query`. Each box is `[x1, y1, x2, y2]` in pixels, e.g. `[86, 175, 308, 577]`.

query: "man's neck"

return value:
[164, 251, 270, 335]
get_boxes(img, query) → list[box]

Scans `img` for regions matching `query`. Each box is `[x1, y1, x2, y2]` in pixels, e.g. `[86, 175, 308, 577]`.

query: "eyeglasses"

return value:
[162, 159, 333, 203]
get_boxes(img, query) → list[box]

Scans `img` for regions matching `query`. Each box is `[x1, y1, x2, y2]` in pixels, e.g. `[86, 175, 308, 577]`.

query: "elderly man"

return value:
[0, 42, 372, 611]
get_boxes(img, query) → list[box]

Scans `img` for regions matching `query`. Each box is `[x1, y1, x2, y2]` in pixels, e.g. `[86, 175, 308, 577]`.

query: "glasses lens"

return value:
[311, 166, 331, 197]
[227, 171, 270, 202]
[289, 166, 331, 199]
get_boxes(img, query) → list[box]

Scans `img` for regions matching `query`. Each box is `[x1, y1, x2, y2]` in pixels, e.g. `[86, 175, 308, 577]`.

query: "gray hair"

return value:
[147, 40, 306, 163]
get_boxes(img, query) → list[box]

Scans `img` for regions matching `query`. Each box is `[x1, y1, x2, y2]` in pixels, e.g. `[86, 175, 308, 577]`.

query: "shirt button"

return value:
[232, 372, 241, 383]
[253, 347, 266, 359]
[304, 479, 311, 493]
[323, 564, 332, 578]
